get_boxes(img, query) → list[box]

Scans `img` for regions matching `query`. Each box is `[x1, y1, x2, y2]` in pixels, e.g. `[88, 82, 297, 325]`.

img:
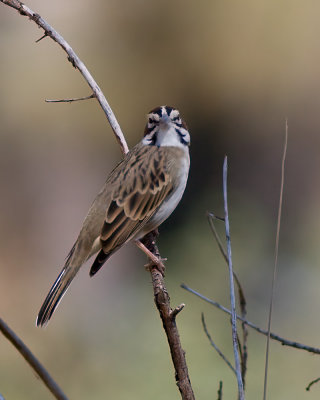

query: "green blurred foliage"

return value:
[1, 1, 320, 399]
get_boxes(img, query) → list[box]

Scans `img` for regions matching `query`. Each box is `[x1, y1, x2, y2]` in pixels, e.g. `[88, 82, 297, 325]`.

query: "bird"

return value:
[36, 105, 190, 327]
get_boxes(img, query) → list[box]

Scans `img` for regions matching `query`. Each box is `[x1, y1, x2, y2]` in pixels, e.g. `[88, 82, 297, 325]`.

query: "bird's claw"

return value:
[144, 257, 167, 276]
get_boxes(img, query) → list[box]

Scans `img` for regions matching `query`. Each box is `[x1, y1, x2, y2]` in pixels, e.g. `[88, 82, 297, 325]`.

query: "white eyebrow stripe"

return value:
[149, 113, 160, 121]
[170, 109, 179, 119]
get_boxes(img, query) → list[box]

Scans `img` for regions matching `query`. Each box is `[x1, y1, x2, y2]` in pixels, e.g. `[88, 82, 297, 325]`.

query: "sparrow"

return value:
[36, 105, 190, 327]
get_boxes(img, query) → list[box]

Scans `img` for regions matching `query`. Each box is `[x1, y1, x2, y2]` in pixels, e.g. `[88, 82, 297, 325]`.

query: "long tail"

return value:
[36, 265, 79, 327]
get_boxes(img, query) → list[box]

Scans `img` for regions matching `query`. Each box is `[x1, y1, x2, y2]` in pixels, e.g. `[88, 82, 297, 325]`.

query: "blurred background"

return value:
[1, 1, 320, 399]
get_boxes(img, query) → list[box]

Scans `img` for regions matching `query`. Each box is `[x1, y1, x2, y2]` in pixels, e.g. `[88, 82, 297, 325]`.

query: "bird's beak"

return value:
[159, 115, 171, 128]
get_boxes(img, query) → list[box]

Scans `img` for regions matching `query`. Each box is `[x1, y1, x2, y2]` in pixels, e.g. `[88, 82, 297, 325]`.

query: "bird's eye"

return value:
[172, 116, 180, 122]
[149, 117, 157, 124]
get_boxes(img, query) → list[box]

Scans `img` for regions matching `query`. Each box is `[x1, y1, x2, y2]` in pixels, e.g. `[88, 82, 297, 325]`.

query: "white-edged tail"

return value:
[36, 266, 78, 327]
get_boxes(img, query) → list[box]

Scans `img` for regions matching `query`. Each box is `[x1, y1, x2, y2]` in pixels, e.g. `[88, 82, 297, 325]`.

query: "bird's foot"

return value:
[144, 257, 167, 276]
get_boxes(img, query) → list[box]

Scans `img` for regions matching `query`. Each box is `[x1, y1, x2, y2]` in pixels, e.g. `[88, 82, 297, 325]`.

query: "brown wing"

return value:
[89, 145, 172, 276]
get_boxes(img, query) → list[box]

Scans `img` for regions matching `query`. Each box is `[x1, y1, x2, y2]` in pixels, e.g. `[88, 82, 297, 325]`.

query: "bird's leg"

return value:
[136, 230, 166, 276]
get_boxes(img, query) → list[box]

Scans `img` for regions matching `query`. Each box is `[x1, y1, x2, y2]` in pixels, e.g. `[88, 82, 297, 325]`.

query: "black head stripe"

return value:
[164, 106, 175, 116]
[153, 107, 163, 117]
[144, 106, 187, 144]
[147, 105, 177, 118]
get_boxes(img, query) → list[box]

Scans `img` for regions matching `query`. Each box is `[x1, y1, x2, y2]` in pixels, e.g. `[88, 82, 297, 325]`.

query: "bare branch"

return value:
[0, 0, 129, 155]
[217, 381, 223, 400]
[201, 313, 236, 375]
[0, 318, 68, 400]
[222, 156, 245, 399]
[45, 94, 95, 103]
[306, 377, 320, 391]
[206, 212, 246, 306]
[171, 304, 185, 319]
[206, 212, 228, 263]
[181, 285, 320, 355]
[239, 317, 248, 390]
[1, 3, 194, 399]
[141, 232, 195, 400]
[263, 120, 288, 400]
[207, 211, 248, 386]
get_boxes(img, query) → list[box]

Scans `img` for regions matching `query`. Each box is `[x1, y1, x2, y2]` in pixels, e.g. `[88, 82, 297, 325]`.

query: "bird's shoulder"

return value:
[108, 143, 179, 201]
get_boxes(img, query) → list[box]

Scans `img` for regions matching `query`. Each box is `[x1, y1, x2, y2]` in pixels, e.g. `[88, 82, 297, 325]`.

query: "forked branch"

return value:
[141, 232, 195, 400]
[181, 285, 320, 355]
[0, 0, 129, 155]
[0, 1, 195, 399]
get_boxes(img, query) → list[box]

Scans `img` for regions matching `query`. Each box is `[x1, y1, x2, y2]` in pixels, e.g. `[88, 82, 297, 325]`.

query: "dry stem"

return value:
[0, 318, 68, 400]
[222, 156, 244, 399]
[263, 120, 288, 400]
[306, 377, 320, 391]
[45, 94, 95, 103]
[201, 313, 236, 374]
[207, 212, 248, 386]
[141, 232, 195, 400]
[0, 0, 129, 155]
[182, 285, 320, 355]
[0, 1, 195, 399]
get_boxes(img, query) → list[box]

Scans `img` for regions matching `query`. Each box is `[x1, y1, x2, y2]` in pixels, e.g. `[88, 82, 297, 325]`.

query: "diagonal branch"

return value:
[306, 377, 320, 391]
[0, 0, 129, 155]
[181, 284, 320, 355]
[0, 318, 68, 400]
[201, 313, 236, 375]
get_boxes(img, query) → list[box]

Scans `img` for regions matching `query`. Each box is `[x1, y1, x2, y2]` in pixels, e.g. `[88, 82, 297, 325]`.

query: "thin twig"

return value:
[207, 212, 228, 263]
[0, 318, 68, 400]
[239, 316, 248, 389]
[181, 285, 320, 355]
[223, 156, 245, 400]
[201, 313, 236, 375]
[263, 120, 288, 400]
[0, 0, 129, 155]
[45, 94, 95, 103]
[217, 381, 223, 400]
[207, 212, 248, 314]
[206, 211, 248, 387]
[306, 377, 320, 391]
[141, 232, 195, 400]
[35, 32, 47, 43]
[171, 304, 185, 319]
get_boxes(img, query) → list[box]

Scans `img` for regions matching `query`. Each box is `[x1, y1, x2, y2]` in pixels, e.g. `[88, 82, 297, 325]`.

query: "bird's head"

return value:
[143, 106, 190, 148]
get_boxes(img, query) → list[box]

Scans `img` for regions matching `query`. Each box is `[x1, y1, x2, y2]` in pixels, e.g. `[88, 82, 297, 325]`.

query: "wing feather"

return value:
[94, 145, 173, 271]
[88, 144, 187, 277]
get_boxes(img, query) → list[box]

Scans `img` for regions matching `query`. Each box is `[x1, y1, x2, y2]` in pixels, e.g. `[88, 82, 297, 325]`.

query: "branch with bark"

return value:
[0, 1, 194, 399]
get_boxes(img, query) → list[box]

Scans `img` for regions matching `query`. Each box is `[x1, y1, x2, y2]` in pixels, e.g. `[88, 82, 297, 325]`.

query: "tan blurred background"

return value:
[1, 1, 320, 399]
